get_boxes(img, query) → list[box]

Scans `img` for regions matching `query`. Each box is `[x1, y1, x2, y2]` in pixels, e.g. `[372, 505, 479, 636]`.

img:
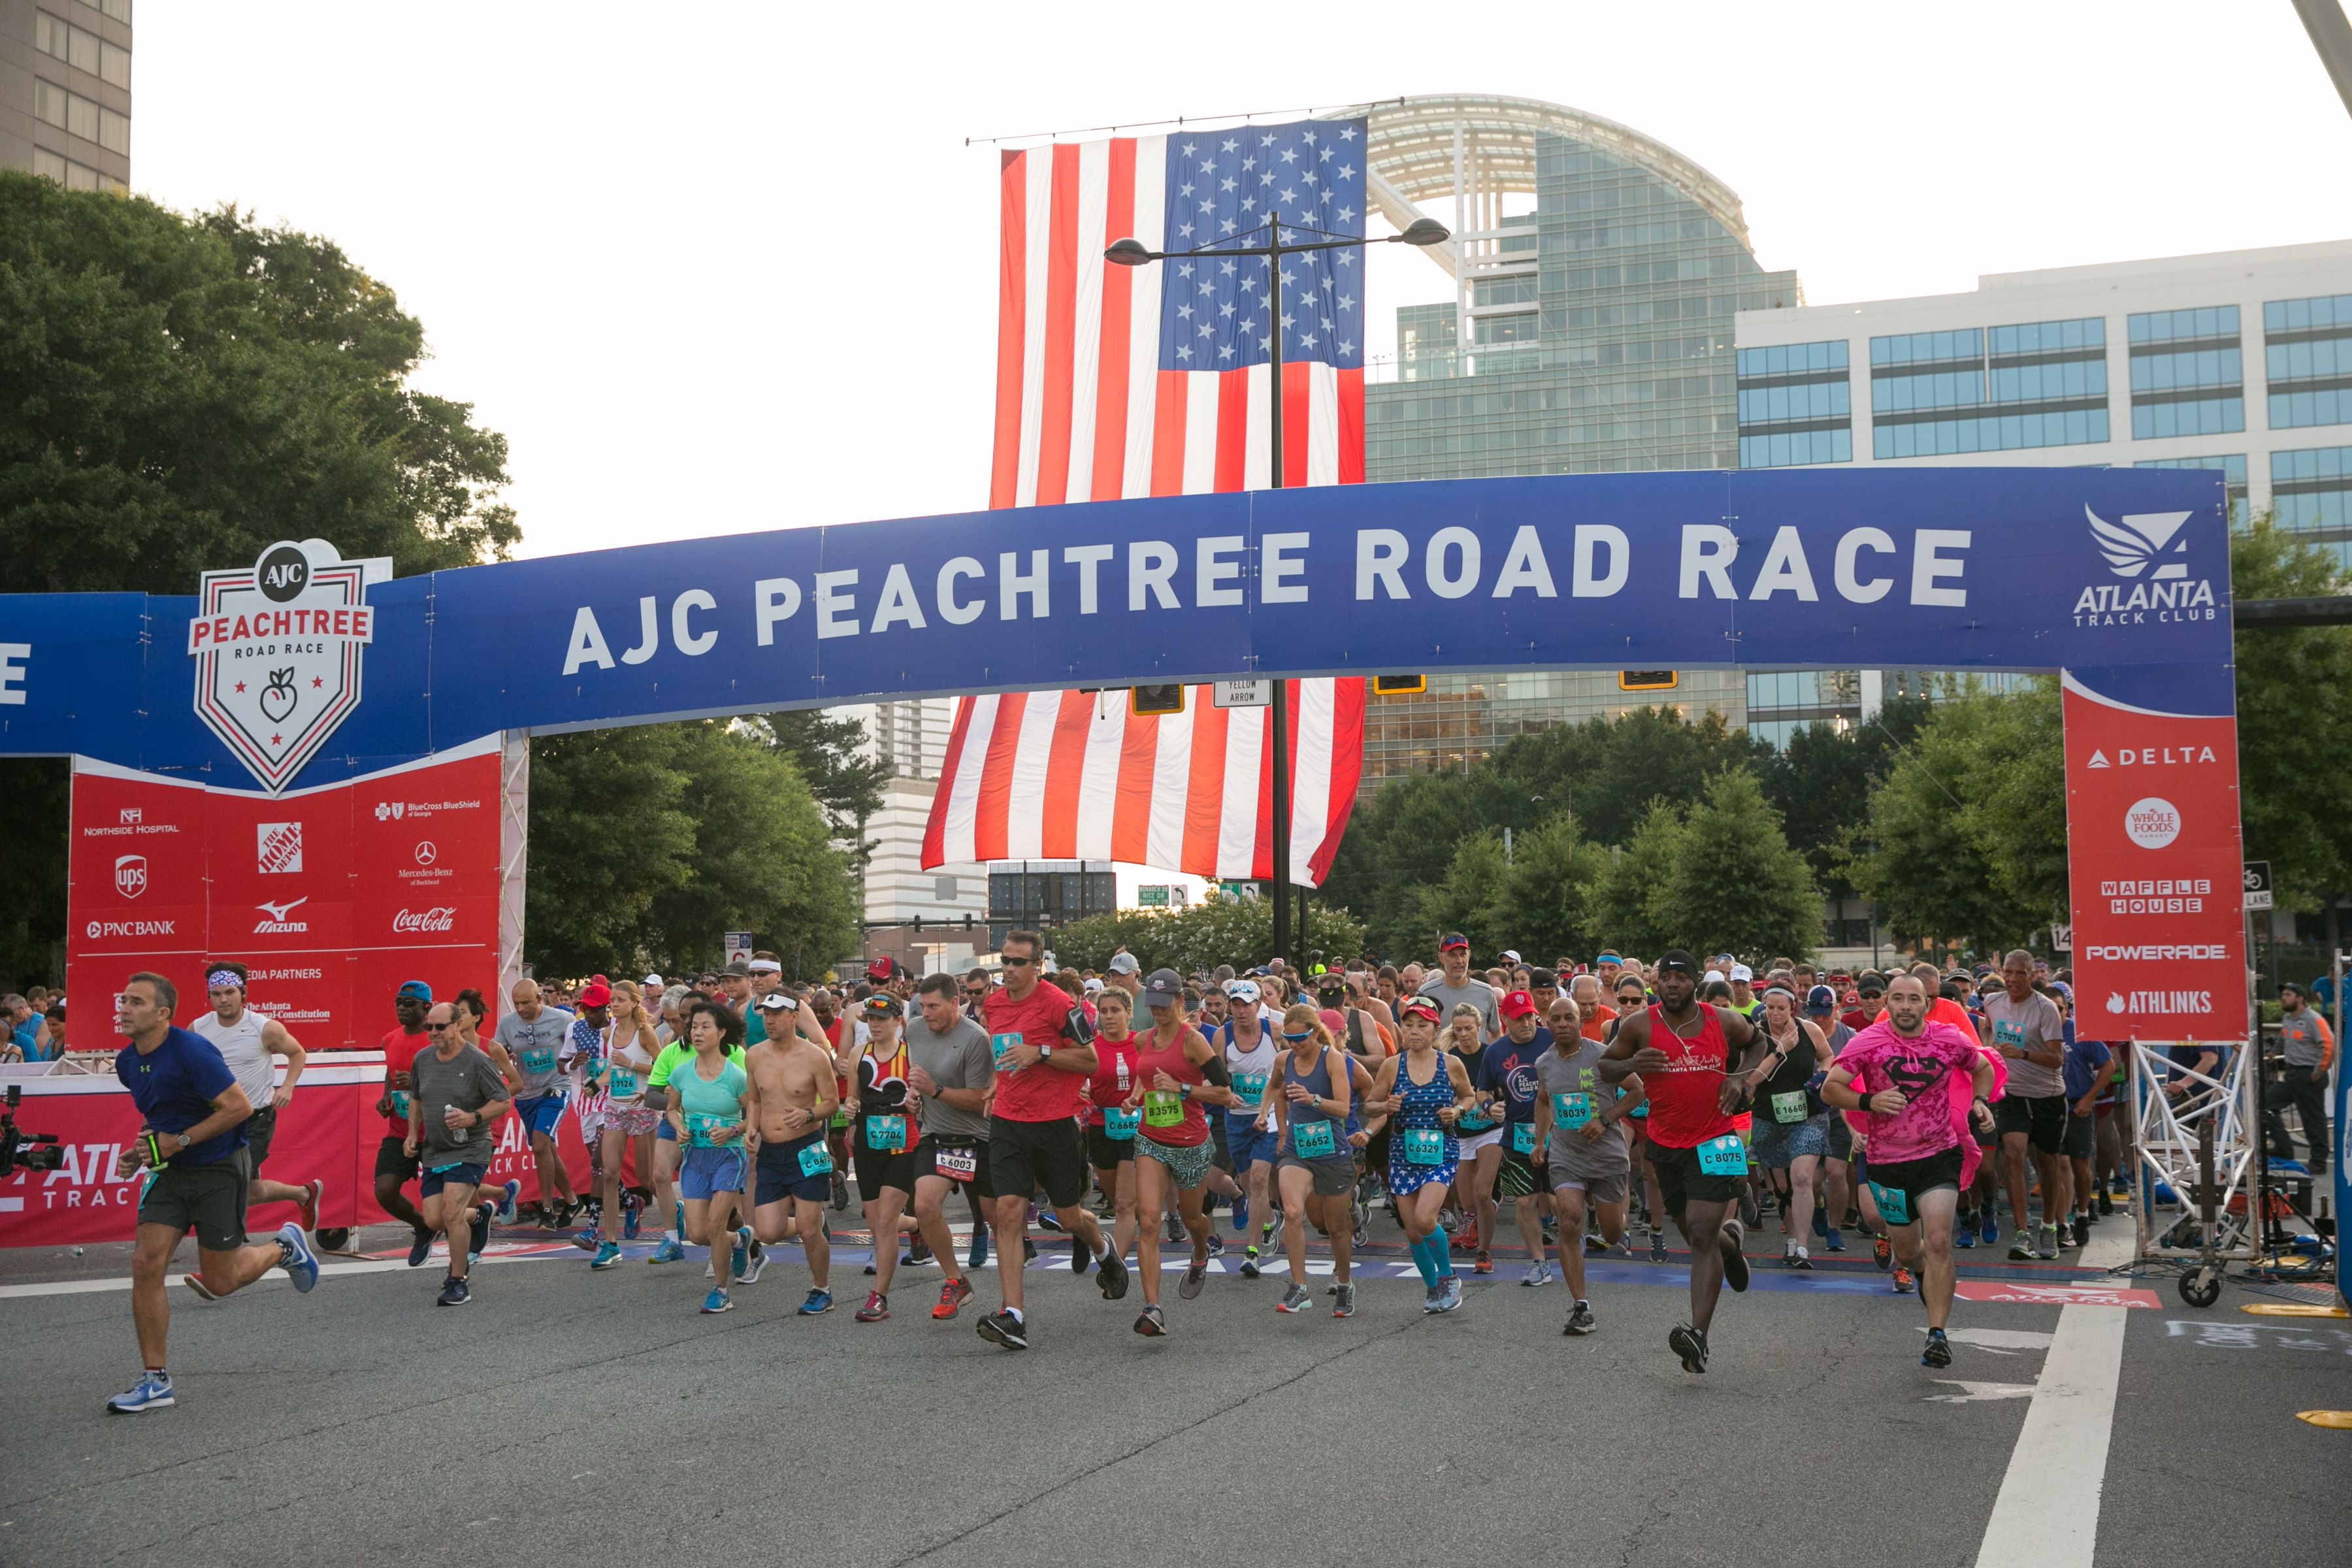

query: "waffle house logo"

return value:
[186, 540, 389, 793]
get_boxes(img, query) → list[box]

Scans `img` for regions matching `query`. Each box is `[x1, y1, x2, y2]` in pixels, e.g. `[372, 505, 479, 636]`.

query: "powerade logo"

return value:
[2085, 943, 2228, 960]
[2073, 508, 2217, 628]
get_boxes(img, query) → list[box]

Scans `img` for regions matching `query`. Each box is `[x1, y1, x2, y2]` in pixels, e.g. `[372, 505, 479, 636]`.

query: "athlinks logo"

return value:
[2073, 508, 2217, 628]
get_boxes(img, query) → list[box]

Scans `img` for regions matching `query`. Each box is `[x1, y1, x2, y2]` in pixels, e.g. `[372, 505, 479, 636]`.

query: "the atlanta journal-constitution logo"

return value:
[186, 540, 390, 794]
[2073, 508, 2218, 629]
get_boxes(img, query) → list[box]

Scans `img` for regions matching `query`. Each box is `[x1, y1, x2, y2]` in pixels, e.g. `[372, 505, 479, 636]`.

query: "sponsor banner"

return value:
[2062, 674, 2248, 1042]
[1953, 1280, 2163, 1309]
[65, 747, 500, 1053]
[0, 1062, 591, 1248]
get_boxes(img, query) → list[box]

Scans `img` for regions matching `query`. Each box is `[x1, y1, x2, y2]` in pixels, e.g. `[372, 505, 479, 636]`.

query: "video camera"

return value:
[3, 1085, 67, 1174]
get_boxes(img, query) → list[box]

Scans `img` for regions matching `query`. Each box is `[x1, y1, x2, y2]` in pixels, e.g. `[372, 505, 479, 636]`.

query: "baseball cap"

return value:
[1729, 963, 1754, 983]
[642, 973, 664, 987]
[396, 979, 433, 1003]
[1224, 979, 1261, 1004]
[1439, 933, 1470, 952]
[1499, 949, 1523, 965]
[1528, 967, 1557, 988]
[1499, 990, 1537, 1019]
[1397, 995, 1443, 1024]
[1703, 970, 1727, 985]
[577, 980, 612, 1008]
[719, 960, 750, 979]
[1083, 976, 1105, 994]
[1657, 950, 1699, 977]
[1143, 968, 1184, 1006]
[1316, 1007, 1347, 1036]
[1107, 953, 1141, 975]
[865, 955, 898, 982]
[1805, 984, 1837, 1015]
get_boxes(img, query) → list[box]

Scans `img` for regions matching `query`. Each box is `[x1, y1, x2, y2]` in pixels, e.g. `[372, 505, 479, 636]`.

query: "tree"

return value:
[1753, 694, 1930, 895]
[1494, 815, 1610, 963]
[749, 710, 889, 841]
[1047, 897, 1365, 977]
[1656, 769, 1823, 960]
[523, 726, 696, 979]
[2230, 517, 2352, 909]
[1848, 695, 2044, 955]
[1590, 801, 1688, 958]
[0, 760, 69, 988]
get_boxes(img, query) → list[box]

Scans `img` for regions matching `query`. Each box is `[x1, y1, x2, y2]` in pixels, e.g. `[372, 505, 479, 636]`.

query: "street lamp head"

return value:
[1395, 218, 1450, 248]
[1104, 237, 1156, 267]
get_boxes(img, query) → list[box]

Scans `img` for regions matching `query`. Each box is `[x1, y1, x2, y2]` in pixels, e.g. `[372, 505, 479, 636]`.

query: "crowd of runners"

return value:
[88, 927, 2325, 1414]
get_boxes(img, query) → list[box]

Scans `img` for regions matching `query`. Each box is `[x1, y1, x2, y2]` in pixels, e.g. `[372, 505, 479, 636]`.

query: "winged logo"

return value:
[2085, 507, 2192, 581]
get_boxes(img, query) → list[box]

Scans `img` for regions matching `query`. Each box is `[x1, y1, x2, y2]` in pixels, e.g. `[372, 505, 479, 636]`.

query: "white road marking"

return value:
[1971, 1229, 2136, 1568]
[1928, 1379, 2037, 1403]
[1946, 1326, 2058, 1355]
[0, 1253, 503, 1301]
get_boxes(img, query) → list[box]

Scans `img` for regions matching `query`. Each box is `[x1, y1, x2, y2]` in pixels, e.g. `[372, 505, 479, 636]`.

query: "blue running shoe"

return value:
[701, 1288, 732, 1314]
[967, 1226, 989, 1271]
[590, 1240, 623, 1269]
[1811, 1208, 1829, 1240]
[731, 1226, 751, 1279]
[799, 1287, 834, 1315]
[1981, 1211, 1998, 1246]
[647, 1235, 687, 1264]
[1825, 1227, 1846, 1253]
[406, 1228, 434, 1267]
[1230, 1195, 1249, 1233]
[106, 1370, 174, 1414]
[622, 1194, 643, 1239]
[1203, 1234, 1226, 1259]
[570, 1228, 600, 1252]
[1955, 1218, 1977, 1249]
[276, 1222, 319, 1292]
[495, 1179, 521, 1225]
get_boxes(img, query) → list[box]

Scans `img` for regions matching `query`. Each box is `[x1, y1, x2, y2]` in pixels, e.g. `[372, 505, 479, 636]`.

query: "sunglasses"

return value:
[1281, 1030, 1313, 1041]
[1000, 956, 1035, 968]
[425, 1022, 454, 1033]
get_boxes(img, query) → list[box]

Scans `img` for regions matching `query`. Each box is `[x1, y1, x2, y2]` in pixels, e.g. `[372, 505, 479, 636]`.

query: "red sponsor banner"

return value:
[1952, 1279, 2162, 1309]
[2062, 681, 2248, 1043]
[0, 1060, 596, 1248]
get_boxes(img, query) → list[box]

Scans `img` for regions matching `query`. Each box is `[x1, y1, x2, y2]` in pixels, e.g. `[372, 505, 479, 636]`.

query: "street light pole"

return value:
[1107, 213, 1448, 967]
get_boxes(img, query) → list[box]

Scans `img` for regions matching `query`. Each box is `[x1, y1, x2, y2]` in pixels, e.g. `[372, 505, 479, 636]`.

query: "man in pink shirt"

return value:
[1822, 973, 1995, 1371]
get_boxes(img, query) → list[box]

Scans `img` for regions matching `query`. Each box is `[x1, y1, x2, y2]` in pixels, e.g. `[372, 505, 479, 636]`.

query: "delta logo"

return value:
[2072, 508, 2218, 627]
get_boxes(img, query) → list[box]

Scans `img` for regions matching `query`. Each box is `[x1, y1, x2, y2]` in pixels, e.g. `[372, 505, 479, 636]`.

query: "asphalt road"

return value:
[2, 1214, 2344, 1568]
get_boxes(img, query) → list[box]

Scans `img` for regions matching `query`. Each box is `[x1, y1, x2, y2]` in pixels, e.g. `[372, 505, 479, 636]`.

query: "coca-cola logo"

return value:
[393, 906, 456, 934]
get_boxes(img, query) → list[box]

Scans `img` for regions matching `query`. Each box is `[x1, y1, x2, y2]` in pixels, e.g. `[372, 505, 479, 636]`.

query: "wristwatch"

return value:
[1037, 1041, 1054, 1059]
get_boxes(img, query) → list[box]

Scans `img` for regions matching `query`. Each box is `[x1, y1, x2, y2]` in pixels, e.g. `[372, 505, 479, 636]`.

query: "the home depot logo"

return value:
[256, 821, 303, 874]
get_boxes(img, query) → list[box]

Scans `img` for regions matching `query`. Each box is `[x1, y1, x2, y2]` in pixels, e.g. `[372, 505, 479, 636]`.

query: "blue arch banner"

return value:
[0, 466, 2230, 790]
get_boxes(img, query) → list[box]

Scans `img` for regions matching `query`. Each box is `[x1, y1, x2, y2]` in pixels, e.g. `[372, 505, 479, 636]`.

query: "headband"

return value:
[207, 969, 245, 989]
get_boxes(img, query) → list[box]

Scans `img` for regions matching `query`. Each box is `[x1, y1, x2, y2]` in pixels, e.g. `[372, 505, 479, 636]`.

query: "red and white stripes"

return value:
[921, 681, 1365, 887]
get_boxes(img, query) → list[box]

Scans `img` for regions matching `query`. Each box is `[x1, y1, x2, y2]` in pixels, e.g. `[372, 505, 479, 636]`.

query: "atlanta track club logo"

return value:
[187, 540, 386, 793]
[2073, 507, 2217, 627]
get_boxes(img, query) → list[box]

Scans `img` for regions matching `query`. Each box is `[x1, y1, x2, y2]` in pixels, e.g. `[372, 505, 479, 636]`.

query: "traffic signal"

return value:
[1130, 684, 1186, 717]
[1618, 671, 1678, 692]
[1371, 674, 1426, 696]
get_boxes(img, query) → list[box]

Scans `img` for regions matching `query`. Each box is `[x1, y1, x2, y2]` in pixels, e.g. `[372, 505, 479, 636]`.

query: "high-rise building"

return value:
[3, 0, 131, 194]
[1733, 240, 2352, 742]
[1351, 95, 1802, 784]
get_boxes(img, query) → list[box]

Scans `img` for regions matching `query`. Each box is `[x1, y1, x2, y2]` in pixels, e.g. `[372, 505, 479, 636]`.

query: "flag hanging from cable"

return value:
[921, 116, 1373, 884]
[921, 681, 1365, 887]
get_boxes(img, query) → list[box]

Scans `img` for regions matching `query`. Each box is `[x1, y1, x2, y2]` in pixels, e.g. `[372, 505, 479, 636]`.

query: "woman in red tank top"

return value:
[1083, 988, 1144, 1266]
[1120, 969, 1235, 1336]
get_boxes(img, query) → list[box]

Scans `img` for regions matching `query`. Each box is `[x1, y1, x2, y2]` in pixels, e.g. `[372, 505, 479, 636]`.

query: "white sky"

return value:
[133, 1, 2352, 562]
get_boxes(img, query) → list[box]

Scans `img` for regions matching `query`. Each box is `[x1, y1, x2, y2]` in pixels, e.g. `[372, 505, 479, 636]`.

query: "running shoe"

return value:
[275, 1223, 319, 1292]
[538, 1205, 562, 1232]
[1824, 1227, 1846, 1253]
[1164, 1211, 1186, 1244]
[830, 1171, 849, 1211]
[738, 1235, 768, 1285]
[406, 1228, 434, 1267]
[1789, 1245, 1812, 1271]
[1261, 1215, 1282, 1252]
[855, 1291, 890, 1322]
[1583, 1233, 1607, 1256]
[977, 1309, 1028, 1350]
[1610, 1237, 1633, 1259]
[647, 1235, 686, 1264]
[1891, 1266, 1916, 1294]
[623, 1193, 643, 1239]
[2071, 1215, 2091, 1249]
[1177, 1261, 1208, 1299]
[731, 1227, 751, 1279]
[799, 1288, 834, 1315]
[1420, 1284, 1444, 1314]
[1332, 1282, 1358, 1317]
[2097, 1190, 2114, 1217]
[2037, 1224, 2061, 1260]
[1563, 1300, 1596, 1336]
[1717, 1220, 1749, 1293]
[1230, 1194, 1249, 1233]
[1541, 1215, 1558, 1242]
[1351, 1224, 1369, 1250]
[183, 1273, 219, 1303]
[905, 1235, 934, 1266]
[1739, 1192, 1760, 1229]
[967, 1226, 990, 1271]
[591, 1240, 623, 1269]
[297, 1179, 323, 1234]
[106, 1370, 176, 1414]
[1649, 1232, 1669, 1264]
[1473, 1250, 1493, 1275]
[437, 1276, 471, 1306]
[701, 1288, 732, 1315]
[1437, 1277, 1463, 1313]
[1522, 1260, 1556, 1288]
[1980, 1211, 1999, 1245]
[1955, 1217, 1977, 1249]
[1811, 1207, 1828, 1240]
[1134, 1303, 1168, 1336]
[1668, 1322, 1708, 1373]
[1036, 1209, 1065, 1233]
[1022, 1238, 1038, 1263]
[570, 1226, 600, 1252]
[1872, 1233, 1893, 1270]
[1096, 1248, 1130, 1301]
[1070, 1238, 1095, 1277]
[932, 1277, 974, 1319]
[1276, 1283, 1313, 1314]
[1239, 1247, 1261, 1281]
[1921, 1327, 1952, 1369]
[705, 1260, 717, 1281]
[1202, 1234, 1226, 1260]
[2008, 1239, 2034, 1262]
[495, 1179, 521, 1225]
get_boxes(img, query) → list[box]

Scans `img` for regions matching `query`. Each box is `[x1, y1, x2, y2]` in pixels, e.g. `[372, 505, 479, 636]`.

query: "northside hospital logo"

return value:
[2074, 507, 2218, 628]
[186, 540, 389, 794]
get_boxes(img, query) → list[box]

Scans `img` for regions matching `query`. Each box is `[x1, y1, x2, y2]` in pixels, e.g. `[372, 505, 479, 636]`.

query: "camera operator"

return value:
[109, 973, 321, 1414]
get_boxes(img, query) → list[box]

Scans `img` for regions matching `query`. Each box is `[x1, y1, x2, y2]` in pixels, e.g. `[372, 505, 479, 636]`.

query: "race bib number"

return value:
[1291, 1120, 1337, 1160]
[519, 1045, 557, 1076]
[1509, 1122, 1538, 1154]
[1868, 1181, 1912, 1226]
[1143, 1089, 1185, 1129]
[389, 1090, 411, 1120]
[796, 1140, 835, 1178]
[934, 1145, 978, 1183]
[1695, 1134, 1748, 1177]
[990, 1032, 1024, 1070]
[1456, 1103, 1496, 1132]
[864, 1113, 907, 1152]
[1994, 1019, 2026, 1051]
[1232, 1070, 1269, 1109]
[607, 1069, 639, 1099]
[828, 1104, 851, 1130]
[1103, 1107, 1141, 1141]
[1771, 1090, 1811, 1125]
[1401, 1127, 1445, 1166]
[1552, 1091, 1592, 1129]
[684, 1112, 737, 1148]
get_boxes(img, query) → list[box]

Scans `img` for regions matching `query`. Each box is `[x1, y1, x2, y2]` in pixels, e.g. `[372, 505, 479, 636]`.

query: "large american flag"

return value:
[921, 117, 1371, 887]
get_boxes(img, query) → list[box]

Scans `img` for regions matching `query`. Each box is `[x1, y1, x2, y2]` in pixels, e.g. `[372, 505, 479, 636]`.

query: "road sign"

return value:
[1211, 679, 1271, 709]
[1136, 885, 1169, 907]
[1618, 670, 1678, 691]
[724, 931, 753, 967]
[2244, 860, 2274, 911]
[2050, 924, 2072, 952]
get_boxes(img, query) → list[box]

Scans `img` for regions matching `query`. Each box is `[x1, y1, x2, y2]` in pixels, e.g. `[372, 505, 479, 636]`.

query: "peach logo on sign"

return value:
[2123, 796, 2180, 849]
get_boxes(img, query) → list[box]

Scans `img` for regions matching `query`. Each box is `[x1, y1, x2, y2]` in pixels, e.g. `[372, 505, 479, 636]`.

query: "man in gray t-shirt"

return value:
[904, 975, 1000, 1301]
[1418, 934, 1500, 1041]
[1534, 1033, 1642, 1318]
[1982, 951, 2070, 1257]
[493, 979, 578, 1223]
[404, 1002, 514, 1300]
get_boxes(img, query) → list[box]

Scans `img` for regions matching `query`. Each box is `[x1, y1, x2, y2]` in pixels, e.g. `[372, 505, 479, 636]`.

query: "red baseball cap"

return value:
[1398, 995, 1443, 1024]
[1438, 933, 1470, 952]
[1499, 990, 1537, 1019]
[866, 955, 898, 982]
[577, 980, 612, 1008]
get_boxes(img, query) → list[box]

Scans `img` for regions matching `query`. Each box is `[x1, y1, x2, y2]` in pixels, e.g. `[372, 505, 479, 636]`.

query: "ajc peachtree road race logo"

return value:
[2074, 508, 2218, 628]
[187, 540, 389, 794]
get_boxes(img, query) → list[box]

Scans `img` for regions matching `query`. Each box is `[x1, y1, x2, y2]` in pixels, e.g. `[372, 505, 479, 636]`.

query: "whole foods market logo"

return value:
[187, 540, 389, 794]
[2123, 796, 2181, 849]
[2073, 508, 2217, 627]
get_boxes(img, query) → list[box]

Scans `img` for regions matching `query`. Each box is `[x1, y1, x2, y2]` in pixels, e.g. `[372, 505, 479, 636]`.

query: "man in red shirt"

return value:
[1599, 949, 1769, 1375]
[975, 928, 1130, 1350]
[373, 980, 442, 1266]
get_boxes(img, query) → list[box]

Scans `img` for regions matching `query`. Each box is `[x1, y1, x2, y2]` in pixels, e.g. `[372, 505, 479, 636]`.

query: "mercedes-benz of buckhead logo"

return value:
[414, 840, 436, 866]
[2086, 507, 2193, 581]
[187, 539, 387, 794]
